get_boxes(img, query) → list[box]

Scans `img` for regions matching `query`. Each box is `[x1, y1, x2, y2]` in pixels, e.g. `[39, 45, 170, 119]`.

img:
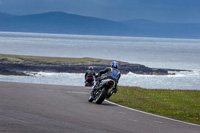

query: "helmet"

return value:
[89, 66, 93, 70]
[111, 61, 118, 68]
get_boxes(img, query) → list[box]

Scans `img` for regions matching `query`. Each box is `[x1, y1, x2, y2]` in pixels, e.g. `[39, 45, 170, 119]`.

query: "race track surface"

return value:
[0, 81, 199, 133]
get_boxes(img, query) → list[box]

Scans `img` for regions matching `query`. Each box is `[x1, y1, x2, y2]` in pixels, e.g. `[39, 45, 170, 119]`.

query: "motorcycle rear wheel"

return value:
[95, 88, 108, 104]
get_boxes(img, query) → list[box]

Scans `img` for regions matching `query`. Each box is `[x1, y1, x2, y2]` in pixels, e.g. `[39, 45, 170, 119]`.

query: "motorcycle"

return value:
[88, 78, 116, 104]
[85, 76, 95, 87]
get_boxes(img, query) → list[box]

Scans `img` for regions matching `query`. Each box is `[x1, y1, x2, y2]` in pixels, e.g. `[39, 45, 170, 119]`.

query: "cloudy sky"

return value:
[0, 0, 200, 23]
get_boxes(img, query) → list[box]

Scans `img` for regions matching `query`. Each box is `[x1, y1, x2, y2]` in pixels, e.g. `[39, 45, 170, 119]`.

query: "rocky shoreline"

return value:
[0, 53, 190, 76]
[0, 57, 174, 76]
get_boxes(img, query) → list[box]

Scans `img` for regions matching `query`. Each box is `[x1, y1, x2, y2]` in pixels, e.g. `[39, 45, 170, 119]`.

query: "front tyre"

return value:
[88, 95, 94, 102]
[95, 88, 108, 104]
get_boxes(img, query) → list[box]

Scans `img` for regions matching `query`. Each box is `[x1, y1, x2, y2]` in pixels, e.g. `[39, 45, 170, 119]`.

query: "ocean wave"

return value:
[0, 71, 199, 90]
[122, 71, 200, 78]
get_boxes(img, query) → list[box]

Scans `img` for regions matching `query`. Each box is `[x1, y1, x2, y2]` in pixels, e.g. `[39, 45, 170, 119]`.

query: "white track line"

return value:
[105, 100, 200, 127]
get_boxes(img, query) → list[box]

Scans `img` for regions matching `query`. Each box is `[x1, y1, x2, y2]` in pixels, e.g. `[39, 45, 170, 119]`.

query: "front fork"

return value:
[91, 81, 97, 99]
[91, 80, 103, 99]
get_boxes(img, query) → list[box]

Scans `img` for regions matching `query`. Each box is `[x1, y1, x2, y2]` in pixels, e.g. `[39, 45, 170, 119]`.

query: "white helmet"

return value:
[89, 66, 93, 70]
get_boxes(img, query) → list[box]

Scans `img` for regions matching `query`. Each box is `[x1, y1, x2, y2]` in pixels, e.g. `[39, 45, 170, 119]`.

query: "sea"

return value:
[0, 31, 200, 90]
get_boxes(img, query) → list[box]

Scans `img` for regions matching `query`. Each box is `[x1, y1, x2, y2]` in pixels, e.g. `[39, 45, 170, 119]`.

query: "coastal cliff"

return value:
[0, 54, 168, 75]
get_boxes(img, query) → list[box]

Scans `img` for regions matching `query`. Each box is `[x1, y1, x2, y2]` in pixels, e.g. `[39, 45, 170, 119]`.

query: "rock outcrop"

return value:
[0, 58, 168, 75]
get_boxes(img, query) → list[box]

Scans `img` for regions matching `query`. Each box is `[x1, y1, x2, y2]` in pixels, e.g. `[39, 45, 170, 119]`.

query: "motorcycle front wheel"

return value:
[88, 95, 94, 102]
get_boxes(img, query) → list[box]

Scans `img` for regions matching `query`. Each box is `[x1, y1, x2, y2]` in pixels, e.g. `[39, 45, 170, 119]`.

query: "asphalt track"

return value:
[0, 81, 199, 133]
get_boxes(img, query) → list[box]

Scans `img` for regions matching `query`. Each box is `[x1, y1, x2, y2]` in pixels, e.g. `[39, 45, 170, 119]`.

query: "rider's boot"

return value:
[106, 88, 117, 99]
[106, 90, 114, 99]
[112, 88, 117, 93]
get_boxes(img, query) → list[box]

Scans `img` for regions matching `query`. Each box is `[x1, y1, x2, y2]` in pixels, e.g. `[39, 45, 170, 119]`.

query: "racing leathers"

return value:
[93, 67, 121, 97]
[85, 69, 96, 81]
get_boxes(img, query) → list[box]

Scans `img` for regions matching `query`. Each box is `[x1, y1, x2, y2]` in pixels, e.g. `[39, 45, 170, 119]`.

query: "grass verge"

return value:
[109, 86, 200, 125]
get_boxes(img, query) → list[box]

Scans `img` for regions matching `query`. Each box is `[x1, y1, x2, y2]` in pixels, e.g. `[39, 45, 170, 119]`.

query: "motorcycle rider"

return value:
[91, 61, 121, 99]
[85, 66, 96, 82]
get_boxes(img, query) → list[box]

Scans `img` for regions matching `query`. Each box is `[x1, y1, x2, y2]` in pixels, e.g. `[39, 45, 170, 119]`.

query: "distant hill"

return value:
[120, 19, 200, 39]
[0, 12, 200, 38]
[0, 12, 133, 36]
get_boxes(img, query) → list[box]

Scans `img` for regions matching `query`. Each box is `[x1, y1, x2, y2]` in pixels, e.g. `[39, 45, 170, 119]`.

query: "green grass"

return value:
[0, 53, 112, 65]
[109, 86, 200, 125]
